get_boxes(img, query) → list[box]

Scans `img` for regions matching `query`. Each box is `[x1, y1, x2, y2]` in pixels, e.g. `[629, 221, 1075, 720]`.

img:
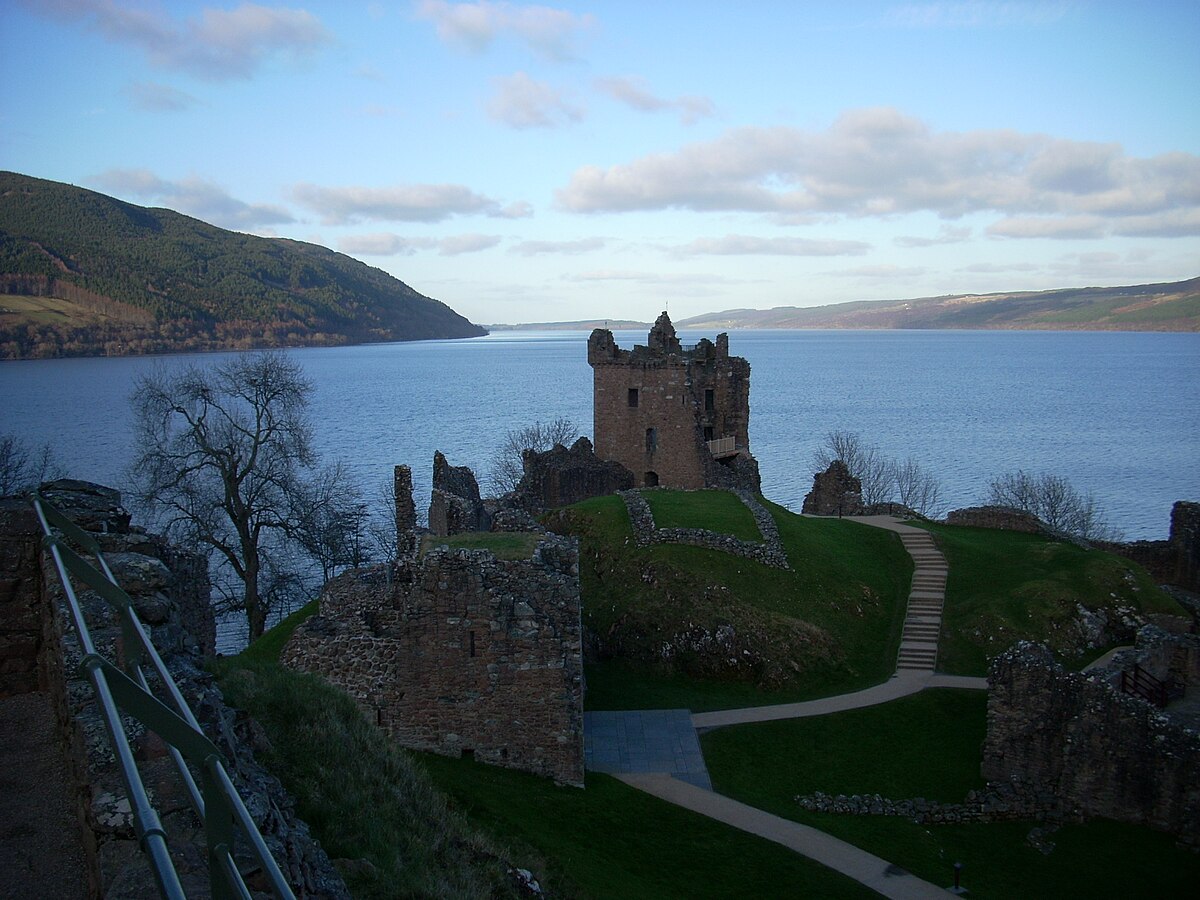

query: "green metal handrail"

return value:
[34, 496, 296, 900]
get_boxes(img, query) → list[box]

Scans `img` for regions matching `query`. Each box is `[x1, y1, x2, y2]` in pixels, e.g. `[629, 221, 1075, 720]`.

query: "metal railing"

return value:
[1120, 663, 1170, 708]
[34, 496, 296, 900]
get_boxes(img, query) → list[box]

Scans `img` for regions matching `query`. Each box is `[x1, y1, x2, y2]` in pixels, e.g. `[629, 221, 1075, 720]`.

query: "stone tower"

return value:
[587, 312, 760, 491]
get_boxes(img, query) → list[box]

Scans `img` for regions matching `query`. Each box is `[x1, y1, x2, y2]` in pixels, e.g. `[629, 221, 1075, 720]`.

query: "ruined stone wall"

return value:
[801, 461, 863, 517]
[588, 313, 754, 491]
[945, 505, 1048, 533]
[1170, 500, 1199, 592]
[514, 437, 635, 511]
[428, 451, 488, 536]
[591, 347, 706, 489]
[282, 536, 585, 786]
[983, 641, 1200, 845]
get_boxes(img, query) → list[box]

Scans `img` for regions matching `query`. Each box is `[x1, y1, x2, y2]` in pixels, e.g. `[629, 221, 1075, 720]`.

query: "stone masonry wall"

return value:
[514, 436, 635, 511]
[7, 481, 347, 897]
[945, 505, 1048, 533]
[982, 641, 1200, 845]
[282, 535, 585, 786]
[0, 498, 43, 697]
[588, 312, 755, 491]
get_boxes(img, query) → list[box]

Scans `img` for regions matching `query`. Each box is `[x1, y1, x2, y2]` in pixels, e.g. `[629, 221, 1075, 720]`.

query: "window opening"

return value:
[705, 389, 714, 411]
[628, 388, 639, 407]
[645, 427, 657, 452]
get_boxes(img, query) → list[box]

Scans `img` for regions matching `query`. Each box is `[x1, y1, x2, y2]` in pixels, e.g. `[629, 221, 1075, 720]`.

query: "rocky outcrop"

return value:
[801, 461, 863, 516]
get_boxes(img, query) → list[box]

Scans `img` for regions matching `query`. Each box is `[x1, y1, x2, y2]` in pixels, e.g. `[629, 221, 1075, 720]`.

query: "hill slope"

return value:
[0, 171, 486, 358]
[676, 278, 1200, 332]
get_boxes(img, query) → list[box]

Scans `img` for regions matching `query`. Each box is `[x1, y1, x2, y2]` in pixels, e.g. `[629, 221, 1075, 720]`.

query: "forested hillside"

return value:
[0, 172, 485, 358]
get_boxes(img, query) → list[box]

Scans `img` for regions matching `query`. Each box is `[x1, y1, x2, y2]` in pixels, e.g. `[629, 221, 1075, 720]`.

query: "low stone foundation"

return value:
[620, 489, 789, 569]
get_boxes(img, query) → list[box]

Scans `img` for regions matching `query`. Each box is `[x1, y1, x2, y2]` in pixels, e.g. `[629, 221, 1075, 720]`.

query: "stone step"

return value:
[898, 648, 938, 662]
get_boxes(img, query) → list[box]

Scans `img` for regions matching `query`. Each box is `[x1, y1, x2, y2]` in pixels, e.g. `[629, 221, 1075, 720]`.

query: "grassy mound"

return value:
[549, 492, 913, 707]
[641, 488, 762, 541]
[911, 522, 1184, 675]
[700, 690, 1200, 899]
[419, 531, 545, 560]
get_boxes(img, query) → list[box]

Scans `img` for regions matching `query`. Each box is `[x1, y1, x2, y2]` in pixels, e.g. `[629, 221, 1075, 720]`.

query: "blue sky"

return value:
[2, 1, 1197, 324]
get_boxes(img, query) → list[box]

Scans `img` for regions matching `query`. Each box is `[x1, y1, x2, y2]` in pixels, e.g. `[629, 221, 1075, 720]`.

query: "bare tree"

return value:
[890, 456, 943, 517]
[129, 352, 318, 640]
[292, 462, 372, 581]
[813, 430, 892, 507]
[0, 434, 63, 495]
[986, 470, 1120, 541]
[489, 417, 580, 494]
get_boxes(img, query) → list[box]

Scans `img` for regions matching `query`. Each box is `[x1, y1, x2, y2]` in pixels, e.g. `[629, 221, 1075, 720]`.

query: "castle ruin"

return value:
[588, 312, 760, 492]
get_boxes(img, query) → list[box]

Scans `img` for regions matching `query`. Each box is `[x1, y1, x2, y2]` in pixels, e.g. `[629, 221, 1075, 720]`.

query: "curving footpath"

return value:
[588, 514, 986, 896]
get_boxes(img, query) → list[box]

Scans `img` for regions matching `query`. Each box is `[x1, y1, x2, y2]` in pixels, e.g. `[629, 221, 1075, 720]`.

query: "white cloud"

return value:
[675, 235, 870, 256]
[488, 71, 582, 128]
[511, 237, 606, 255]
[92, 168, 295, 228]
[414, 0, 595, 60]
[27, 1, 332, 80]
[338, 232, 499, 256]
[830, 264, 927, 278]
[124, 80, 200, 111]
[894, 225, 972, 247]
[438, 233, 501, 254]
[987, 216, 1108, 239]
[595, 76, 714, 124]
[555, 108, 1200, 239]
[292, 182, 532, 224]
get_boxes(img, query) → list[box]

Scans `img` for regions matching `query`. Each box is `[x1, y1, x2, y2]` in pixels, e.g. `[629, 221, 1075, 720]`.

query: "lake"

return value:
[2, 329, 1198, 545]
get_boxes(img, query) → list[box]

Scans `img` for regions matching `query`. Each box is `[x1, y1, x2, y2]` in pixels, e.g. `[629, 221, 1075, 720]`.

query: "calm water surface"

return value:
[2, 330, 1198, 542]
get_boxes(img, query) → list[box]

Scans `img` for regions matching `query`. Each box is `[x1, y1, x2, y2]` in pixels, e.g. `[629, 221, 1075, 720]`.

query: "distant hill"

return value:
[486, 319, 650, 331]
[675, 279, 1200, 332]
[0, 171, 486, 359]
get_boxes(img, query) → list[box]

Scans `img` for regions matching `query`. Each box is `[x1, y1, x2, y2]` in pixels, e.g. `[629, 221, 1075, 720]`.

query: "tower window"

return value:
[628, 388, 639, 407]
[705, 389, 714, 411]
[646, 427, 657, 452]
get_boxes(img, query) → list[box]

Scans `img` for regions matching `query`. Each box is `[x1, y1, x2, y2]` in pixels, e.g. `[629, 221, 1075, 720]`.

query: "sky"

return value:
[1, 1, 1198, 325]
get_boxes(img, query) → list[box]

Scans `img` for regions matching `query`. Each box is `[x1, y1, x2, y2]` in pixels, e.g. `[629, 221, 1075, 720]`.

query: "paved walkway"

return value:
[616, 772, 950, 899]
[584, 709, 712, 789]
[583, 513, 978, 895]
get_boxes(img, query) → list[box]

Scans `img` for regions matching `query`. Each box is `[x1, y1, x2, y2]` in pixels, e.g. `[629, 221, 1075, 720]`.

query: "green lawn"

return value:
[909, 522, 1183, 675]
[420, 530, 546, 560]
[701, 689, 1200, 899]
[555, 493, 912, 707]
[417, 753, 875, 899]
[640, 488, 763, 541]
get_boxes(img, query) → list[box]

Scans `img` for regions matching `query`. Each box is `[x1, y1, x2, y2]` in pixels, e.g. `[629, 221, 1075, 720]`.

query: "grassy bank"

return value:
[910, 522, 1183, 675]
[700, 689, 1200, 899]
[554, 492, 912, 707]
[214, 604, 877, 898]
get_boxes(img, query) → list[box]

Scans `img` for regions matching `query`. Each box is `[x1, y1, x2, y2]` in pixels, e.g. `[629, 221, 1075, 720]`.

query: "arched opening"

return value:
[644, 471, 659, 487]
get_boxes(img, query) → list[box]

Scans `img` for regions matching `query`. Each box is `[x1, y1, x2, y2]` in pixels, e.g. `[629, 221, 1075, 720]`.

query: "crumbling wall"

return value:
[514, 437, 635, 511]
[983, 640, 1200, 845]
[588, 312, 756, 491]
[945, 505, 1048, 533]
[282, 536, 585, 786]
[801, 461, 863, 516]
[428, 451, 488, 536]
[0, 498, 43, 697]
